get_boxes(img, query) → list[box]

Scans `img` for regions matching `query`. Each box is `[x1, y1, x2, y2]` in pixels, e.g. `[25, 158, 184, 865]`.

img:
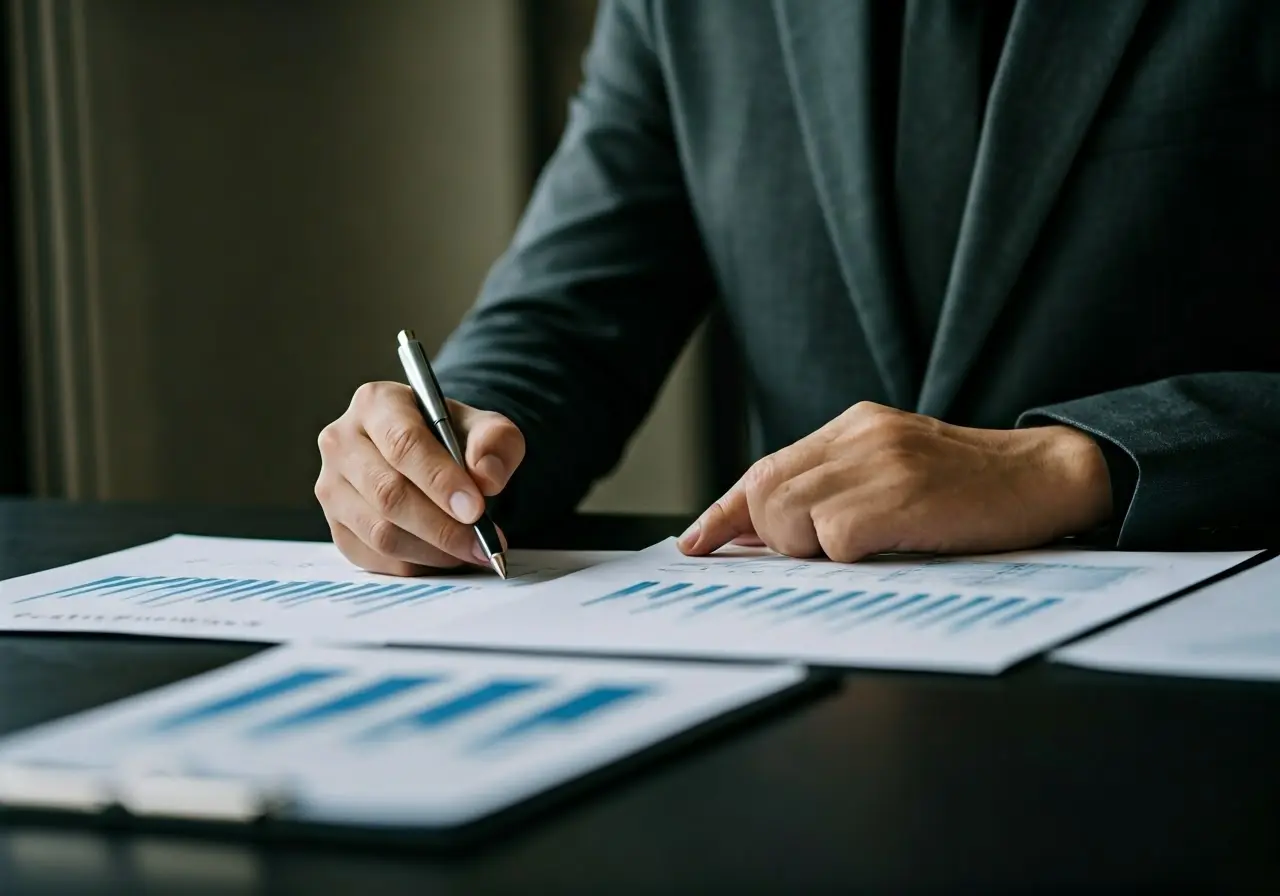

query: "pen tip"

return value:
[397, 329, 416, 347]
[490, 553, 508, 580]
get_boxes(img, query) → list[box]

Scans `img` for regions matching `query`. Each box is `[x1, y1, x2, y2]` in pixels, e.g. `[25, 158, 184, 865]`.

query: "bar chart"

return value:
[141, 663, 652, 756]
[654, 557, 1141, 592]
[582, 579, 1065, 636]
[0, 646, 805, 828]
[15, 574, 479, 620]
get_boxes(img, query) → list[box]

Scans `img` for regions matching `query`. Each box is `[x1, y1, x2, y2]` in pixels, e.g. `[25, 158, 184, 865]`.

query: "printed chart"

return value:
[434, 540, 1258, 674]
[0, 535, 624, 644]
[0, 646, 805, 828]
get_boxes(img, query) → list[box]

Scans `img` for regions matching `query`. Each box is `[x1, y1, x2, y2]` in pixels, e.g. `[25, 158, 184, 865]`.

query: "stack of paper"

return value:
[0, 533, 1258, 676]
[1054, 555, 1280, 680]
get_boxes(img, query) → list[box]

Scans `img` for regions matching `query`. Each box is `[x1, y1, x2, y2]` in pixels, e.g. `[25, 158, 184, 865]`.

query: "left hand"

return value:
[678, 402, 1114, 562]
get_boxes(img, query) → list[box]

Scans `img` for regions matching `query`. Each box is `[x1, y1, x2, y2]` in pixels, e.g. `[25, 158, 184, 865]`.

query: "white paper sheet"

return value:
[0, 535, 627, 644]
[1053, 554, 1280, 680]
[0, 645, 805, 828]
[426, 539, 1259, 674]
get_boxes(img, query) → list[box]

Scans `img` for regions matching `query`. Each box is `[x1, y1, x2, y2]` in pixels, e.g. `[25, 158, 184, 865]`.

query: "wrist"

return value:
[1039, 425, 1114, 534]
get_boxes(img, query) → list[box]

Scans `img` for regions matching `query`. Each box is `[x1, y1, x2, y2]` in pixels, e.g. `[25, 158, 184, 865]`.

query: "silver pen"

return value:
[396, 329, 508, 578]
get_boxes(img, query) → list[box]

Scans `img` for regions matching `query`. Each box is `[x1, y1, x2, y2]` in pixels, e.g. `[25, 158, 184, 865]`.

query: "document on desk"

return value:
[428, 539, 1259, 674]
[0, 644, 808, 831]
[1053, 554, 1280, 680]
[0, 535, 626, 645]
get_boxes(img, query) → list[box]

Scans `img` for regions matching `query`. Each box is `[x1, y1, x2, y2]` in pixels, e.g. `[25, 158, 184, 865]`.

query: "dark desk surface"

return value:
[0, 499, 1277, 895]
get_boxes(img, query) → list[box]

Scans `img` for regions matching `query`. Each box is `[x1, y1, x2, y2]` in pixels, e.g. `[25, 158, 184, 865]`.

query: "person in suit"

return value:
[314, 0, 1280, 576]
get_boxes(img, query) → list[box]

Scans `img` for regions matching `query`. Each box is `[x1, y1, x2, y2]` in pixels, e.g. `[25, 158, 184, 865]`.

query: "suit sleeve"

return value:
[1018, 373, 1280, 548]
[430, 0, 714, 536]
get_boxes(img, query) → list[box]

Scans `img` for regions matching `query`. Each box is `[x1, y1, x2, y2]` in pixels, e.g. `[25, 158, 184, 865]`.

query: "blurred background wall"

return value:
[2, 0, 711, 515]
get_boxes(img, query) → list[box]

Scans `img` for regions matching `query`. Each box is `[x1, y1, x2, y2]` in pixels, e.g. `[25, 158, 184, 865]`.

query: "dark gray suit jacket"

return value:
[435, 0, 1280, 548]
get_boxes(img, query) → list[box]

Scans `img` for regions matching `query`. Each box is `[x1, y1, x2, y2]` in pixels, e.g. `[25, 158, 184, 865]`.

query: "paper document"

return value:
[0, 645, 806, 829]
[0, 535, 626, 645]
[1054, 554, 1280, 680]
[427, 539, 1258, 674]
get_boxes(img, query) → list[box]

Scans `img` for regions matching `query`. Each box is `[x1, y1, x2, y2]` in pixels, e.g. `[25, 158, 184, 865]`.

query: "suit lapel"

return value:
[773, 0, 917, 409]
[916, 0, 1148, 418]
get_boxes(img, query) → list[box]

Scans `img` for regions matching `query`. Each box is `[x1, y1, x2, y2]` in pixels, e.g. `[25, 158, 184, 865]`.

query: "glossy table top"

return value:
[0, 498, 1277, 894]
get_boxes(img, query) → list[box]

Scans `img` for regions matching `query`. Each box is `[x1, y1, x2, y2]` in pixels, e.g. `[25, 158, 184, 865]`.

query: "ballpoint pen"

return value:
[395, 329, 508, 579]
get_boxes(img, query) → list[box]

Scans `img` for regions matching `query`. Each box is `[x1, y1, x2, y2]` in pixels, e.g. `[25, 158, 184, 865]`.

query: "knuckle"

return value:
[350, 381, 379, 410]
[814, 516, 858, 563]
[366, 518, 402, 556]
[424, 458, 462, 501]
[313, 473, 332, 504]
[381, 421, 422, 468]
[316, 423, 342, 456]
[744, 455, 779, 498]
[368, 470, 410, 516]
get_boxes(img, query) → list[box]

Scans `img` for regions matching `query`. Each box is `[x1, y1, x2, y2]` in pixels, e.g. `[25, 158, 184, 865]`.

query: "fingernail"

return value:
[678, 520, 701, 549]
[475, 454, 505, 487]
[449, 491, 480, 523]
[472, 542, 489, 565]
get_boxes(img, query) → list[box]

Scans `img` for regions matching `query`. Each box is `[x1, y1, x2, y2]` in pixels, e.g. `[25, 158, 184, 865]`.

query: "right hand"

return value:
[315, 382, 525, 576]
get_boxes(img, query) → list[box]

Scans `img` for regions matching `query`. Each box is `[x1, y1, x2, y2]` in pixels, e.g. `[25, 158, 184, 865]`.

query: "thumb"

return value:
[678, 482, 755, 556]
[452, 401, 526, 497]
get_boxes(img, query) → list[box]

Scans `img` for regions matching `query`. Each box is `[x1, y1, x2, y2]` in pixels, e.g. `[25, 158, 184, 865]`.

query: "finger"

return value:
[321, 473, 470, 570]
[678, 482, 756, 555]
[329, 520, 429, 577]
[327, 437, 483, 566]
[453, 401, 526, 497]
[362, 387, 487, 525]
[757, 467, 825, 559]
[731, 533, 767, 547]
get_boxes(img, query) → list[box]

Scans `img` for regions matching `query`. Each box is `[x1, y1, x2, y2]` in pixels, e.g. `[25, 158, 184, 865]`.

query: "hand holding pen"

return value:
[313, 332, 526, 578]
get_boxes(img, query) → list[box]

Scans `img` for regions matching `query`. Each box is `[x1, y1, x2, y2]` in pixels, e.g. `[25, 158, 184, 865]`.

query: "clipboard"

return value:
[0, 645, 828, 850]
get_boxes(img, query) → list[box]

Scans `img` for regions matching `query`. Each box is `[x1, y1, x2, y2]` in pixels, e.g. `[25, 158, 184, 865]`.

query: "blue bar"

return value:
[762, 589, 831, 614]
[366, 679, 545, 741]
[138, 578, 226, 600]
[736, 587, 795, 609]
[950, 597, 1027, 633]
[137, 578, 257, 605]
[688, 586, 760, 613]
[915, 596, 991, 629]
[35, 575, 134, 598]
[152, 668, 343, 733]
[279, 582, 370, 604]
[93, 576, 171, 596]
[787, 590, 867, 619]
[235, 580, 332, 602]
[644, 582, 691, 599]
[348, 586, 455, 618]
[193, 580, 286, 603]
[116, 577, 203, 600]
[631, 584, 723, 614]
[856, 592, 933, 624]
[826, 591, 899, 619]
[352, 583, 430, 604]
[147, 580, 272, 608]
[332, 584, 403, 603]
[993, 597, 1062, 626]
[582, 581, 659, 606]
[475, 683, 651, 750]
[250, 675, 440, 737]
[145, 577, 251, 602]
[894, 593, 961, 623]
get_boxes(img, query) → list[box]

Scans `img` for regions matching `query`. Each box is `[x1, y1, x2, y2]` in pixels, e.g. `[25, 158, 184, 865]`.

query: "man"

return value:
[315, 0, 1280, 577]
